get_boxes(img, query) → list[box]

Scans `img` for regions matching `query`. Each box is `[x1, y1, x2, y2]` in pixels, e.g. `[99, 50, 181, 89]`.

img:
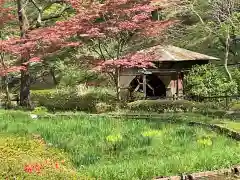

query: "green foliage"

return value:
[131, 91, 146, 101]
[199, 109, 227, 118]
[106, 134, 123, 143]
[127, 100, 196, 113]
[32, 106, 48, 115]
[0, 112, 240, 180]
[95, 102, 114, 113]
[141, 130, 162, 137]
[230, 102, 240, 112]
[59, 67, 105, 87]
[31, 87, 116, 112]
[126, 99, 231, 118]
[197, 137, 213, 146]
[232, 68, 240, 93]
[166, 0, 240, 64]
[0, 135, 84, 179]
[185, 64, 239, 97]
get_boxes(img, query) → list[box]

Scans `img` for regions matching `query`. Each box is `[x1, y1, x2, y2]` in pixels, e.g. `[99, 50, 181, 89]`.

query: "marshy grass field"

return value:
[0, 110, 240, 179]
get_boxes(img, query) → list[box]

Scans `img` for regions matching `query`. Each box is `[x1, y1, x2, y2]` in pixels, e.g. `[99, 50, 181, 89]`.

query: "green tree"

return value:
[185, 64, 238, 97]
[166, 0, 240, 67]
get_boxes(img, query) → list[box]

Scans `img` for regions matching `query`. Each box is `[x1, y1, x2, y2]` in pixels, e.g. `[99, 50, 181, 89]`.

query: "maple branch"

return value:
[88, 42, 102, 58]
[101, 42, 114, 59]
[97, 40, 106, 60]
[191, 0, 237, 58]
[116, 36, 122, 59]
[30, 0, 41, 11]
[42, 6, 70, 21]
[190, 1, 213, 35]
[29, 0, 43, 26]
[30, 1, 70, 27]
[119, 32, 134, 55]
[19, 0, 30, 12]
[107, 72, 116, 83]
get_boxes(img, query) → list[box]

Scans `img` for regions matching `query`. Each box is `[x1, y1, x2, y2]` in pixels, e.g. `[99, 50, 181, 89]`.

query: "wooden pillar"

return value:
[181, 72, 185, 96]
[176, 71, 179, 99]
[143, 74, 147, 99]
[117, 67, 120, 100]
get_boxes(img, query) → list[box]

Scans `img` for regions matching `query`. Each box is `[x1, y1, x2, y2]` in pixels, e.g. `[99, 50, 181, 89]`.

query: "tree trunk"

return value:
[224, 27, 232, 81]
[17, 0, 32, 108]
[115, 68, 120, 101]
[19, 69, 32, 108]
[2, 76, 11, 108]
[50, 68, 58, 85]
[0, 52, 11, 108]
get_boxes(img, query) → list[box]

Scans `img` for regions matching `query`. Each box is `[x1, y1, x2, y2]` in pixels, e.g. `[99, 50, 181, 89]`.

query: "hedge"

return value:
[126, 100, 230, 117]
[230, 103, 240, 112]
[31, 89, 116, 112]
[127, 100, 196, 113]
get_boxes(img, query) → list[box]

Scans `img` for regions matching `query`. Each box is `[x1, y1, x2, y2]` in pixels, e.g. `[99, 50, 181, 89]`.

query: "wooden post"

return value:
[143, 74, 147, 99]
[182, 72, 185, 98]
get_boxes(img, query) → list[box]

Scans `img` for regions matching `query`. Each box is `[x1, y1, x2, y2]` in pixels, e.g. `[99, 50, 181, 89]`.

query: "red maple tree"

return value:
[1, 0, 177, 104]
[0, 0, 15, 76]
[0, 0, 80, 106]
[62, 0, 178, 98]
[0, 0, 13, 27]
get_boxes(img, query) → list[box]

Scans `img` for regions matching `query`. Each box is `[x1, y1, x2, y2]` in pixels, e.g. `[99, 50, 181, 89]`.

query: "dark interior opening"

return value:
[130, 74, 166, 98]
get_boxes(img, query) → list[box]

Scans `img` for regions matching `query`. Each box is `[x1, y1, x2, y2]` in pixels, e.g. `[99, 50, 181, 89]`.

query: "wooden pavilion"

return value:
[118, 45, 218, 100]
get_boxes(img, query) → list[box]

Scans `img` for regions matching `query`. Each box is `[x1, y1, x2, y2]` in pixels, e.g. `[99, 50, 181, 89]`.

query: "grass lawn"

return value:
[0, 110, 240, 179]
[215, 121, 240, 132]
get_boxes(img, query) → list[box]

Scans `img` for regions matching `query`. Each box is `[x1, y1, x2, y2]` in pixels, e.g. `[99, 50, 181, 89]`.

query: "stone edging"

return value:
[188, 121, 240, 141]
[154, 165, 240, 180]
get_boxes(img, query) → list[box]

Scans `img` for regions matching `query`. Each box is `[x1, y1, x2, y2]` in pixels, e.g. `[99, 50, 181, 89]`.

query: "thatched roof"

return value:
[139, 45, 219, 62]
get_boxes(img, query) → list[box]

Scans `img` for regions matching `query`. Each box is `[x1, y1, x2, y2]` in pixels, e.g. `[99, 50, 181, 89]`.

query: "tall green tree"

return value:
[166, 0, 240, 68]
[185, 64, 238, 97]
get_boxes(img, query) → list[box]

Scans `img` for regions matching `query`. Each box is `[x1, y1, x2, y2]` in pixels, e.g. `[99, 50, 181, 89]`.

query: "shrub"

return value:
[131, 92, 146, 101]
[200, 109, 227, 118]
[32, 106, 48, 115]
[95, 102, 114, 113]
[127, 100, 196, 113]
[59, 67, 105, 87]
[105, 134, 124, 153]
[31, 87, 116, 112]
[185, 64, 238, 97]
[230, 102, 240, 112]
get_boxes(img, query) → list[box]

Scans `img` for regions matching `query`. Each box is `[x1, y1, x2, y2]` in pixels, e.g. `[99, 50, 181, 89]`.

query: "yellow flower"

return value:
[106, 134, 122, 143]
[141, 130, 162, 137]
[197, 138, 212, 146]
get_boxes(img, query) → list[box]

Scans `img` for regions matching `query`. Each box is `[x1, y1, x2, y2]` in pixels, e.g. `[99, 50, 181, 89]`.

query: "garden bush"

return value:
[95, 102, 114, 113]
[230, 102, 240, 112]
[185, 64, 239, 97]
[126, 99, 229, 117]
[59, 67, 105, 87]
[31, 87, 116, 112]
[127, 100, 196, 112]
[200, 109, 227, 118]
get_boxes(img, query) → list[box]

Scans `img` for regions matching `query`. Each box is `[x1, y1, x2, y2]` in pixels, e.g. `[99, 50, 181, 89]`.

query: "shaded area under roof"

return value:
[139, 45, 219, 62]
